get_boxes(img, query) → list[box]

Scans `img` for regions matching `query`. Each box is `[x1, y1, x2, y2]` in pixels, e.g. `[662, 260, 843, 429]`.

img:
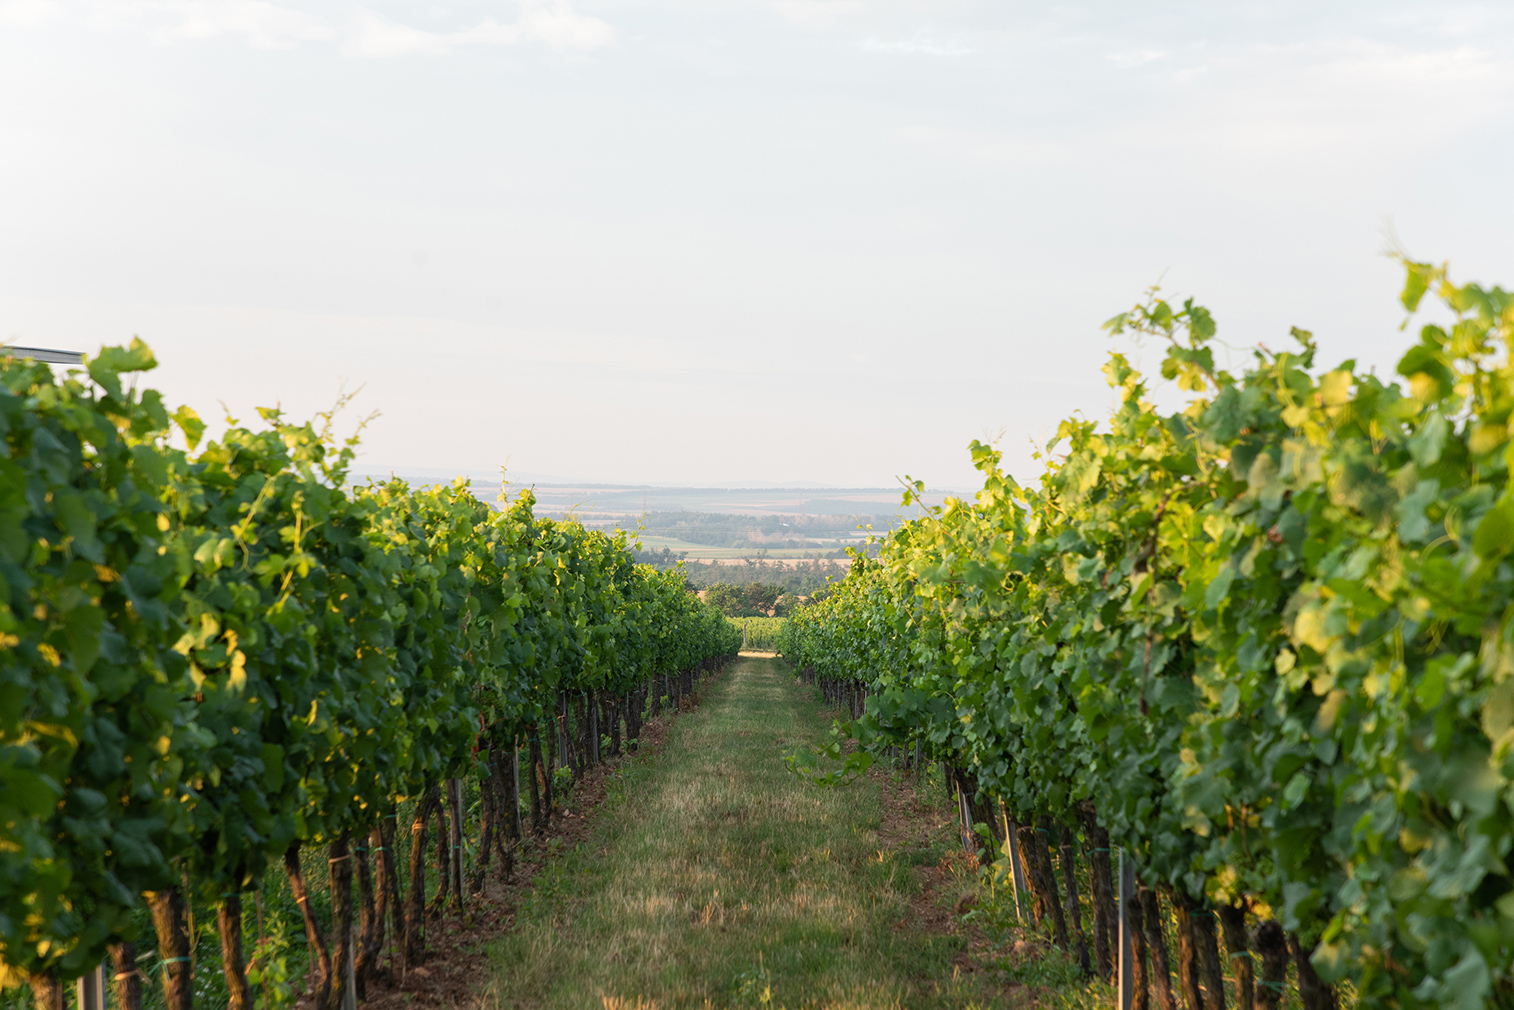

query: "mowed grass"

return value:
[485, 657, 995, 1010]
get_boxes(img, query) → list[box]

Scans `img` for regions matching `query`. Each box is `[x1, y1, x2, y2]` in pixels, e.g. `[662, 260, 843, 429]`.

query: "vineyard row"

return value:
[0, 345, 741, 1009]
[780, 258, 1514, 1010]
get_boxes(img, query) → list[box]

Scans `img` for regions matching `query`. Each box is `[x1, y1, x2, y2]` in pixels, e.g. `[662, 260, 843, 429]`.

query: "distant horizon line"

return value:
[347, 464, 974, 494]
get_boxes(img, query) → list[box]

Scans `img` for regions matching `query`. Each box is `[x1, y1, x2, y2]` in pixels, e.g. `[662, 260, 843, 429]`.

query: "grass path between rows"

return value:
[485, 656, 997, 1010]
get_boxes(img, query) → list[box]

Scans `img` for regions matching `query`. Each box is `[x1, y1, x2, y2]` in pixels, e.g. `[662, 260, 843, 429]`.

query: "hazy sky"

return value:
[3, 1, 1511, 487]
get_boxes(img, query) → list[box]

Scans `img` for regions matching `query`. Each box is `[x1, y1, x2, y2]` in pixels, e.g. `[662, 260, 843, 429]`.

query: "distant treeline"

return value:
[703, 583, 795, 618]
[610, 510, 890, 549]
[628, 550, 851, 593]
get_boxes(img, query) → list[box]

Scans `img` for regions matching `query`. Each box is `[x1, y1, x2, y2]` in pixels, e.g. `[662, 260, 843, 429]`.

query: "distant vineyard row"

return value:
[728, 616, 786, 651]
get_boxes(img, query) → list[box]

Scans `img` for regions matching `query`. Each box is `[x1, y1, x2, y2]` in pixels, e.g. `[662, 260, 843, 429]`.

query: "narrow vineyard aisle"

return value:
[487, 657, 996, 1010]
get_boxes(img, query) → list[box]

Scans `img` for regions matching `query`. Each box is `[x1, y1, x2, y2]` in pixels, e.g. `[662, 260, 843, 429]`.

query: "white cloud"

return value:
[1379, 4, 1514, 40]
[1108, 48, 1168, 68]
[1322, 38, 1506, 89]
[340, 13, 448, 56]
[86, 0, 611, 56]
[767, 0, 866, 31]
[89, 0, 333, 48]
[892, 124, 1069, 167]
[0, 0, 57, 25]
[860, 36, 971, 57]
[513, 0, 612, 51]
[1093, 35, 1514, 203]
[340, 2, 611, 57]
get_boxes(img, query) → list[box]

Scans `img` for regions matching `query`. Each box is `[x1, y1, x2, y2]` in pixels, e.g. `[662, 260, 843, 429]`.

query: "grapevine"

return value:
[0, 345, 739, 1008]
[781, 258, 1514, 1010]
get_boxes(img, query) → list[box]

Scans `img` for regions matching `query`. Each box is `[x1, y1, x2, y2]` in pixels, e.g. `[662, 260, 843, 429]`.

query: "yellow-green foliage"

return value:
[784, 259, 1514, 1009]
[0, 345, 740, 987]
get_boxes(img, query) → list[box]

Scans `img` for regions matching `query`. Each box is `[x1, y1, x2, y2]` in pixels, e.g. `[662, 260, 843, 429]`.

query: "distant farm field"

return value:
[631, 535, 847, 559]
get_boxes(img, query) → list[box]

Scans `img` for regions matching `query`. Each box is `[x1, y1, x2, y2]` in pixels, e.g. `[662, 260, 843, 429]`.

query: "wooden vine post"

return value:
[512, 740, 524, 842]
[75, 966, 107, 1010]
[955, 780, 976, 855]
[1118, 849, 1135, 1010]
[1000, 803, 1028, 922]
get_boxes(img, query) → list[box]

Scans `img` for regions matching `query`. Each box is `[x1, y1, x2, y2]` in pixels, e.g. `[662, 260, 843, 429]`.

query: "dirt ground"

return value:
[870, 764, 1033, 1007]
